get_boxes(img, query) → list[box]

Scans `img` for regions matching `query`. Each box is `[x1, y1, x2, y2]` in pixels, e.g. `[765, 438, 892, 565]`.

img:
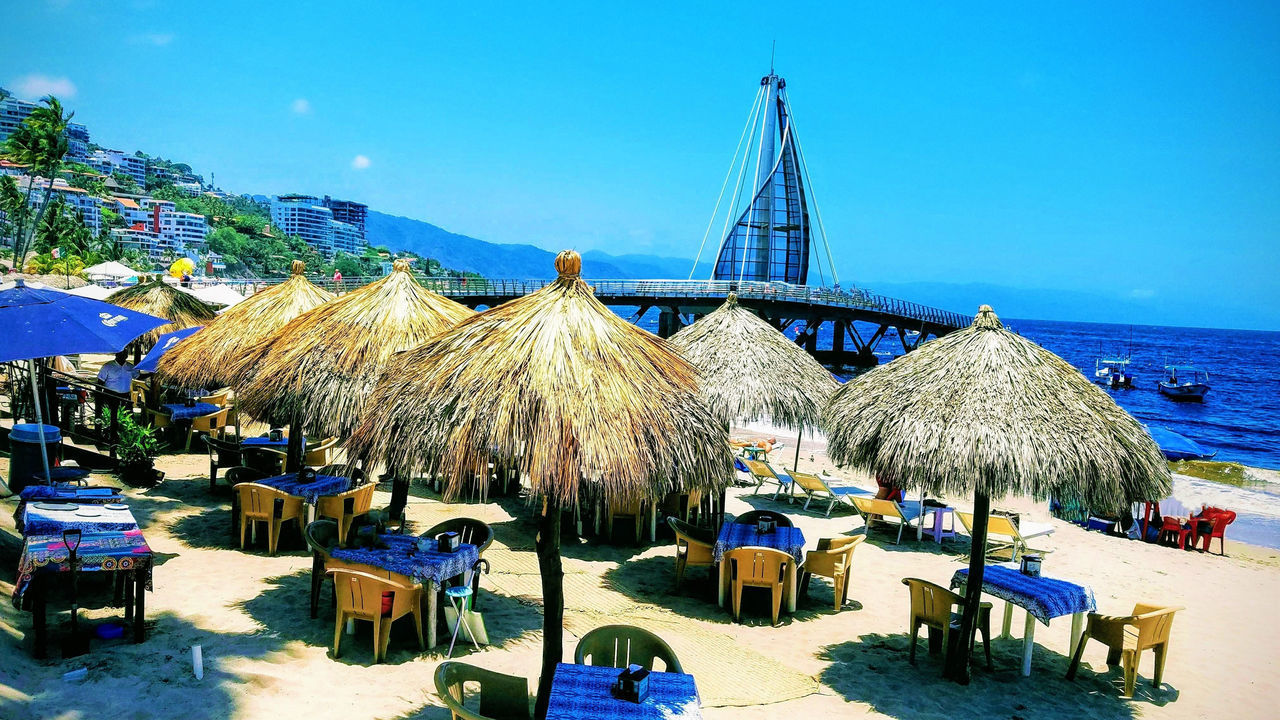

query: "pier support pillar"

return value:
[832, 320, 847, 366]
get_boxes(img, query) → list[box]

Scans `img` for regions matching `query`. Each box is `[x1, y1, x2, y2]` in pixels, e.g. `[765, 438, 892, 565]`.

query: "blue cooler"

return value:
[7, 423, 62, 493]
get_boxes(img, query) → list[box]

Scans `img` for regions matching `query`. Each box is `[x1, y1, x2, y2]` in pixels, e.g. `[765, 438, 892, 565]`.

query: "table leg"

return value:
[717, 561, 726, 608]
[786, 562, 798, 613]
[427, 580, 438, 648]
[1069, 612, 1084, 658]
[134, 569, 146, 643]
[32, 575, 47, 659]
[1021, 612, 1035, 676]
[1001, 602, 1014, 638]
[124, 572, 135, 621]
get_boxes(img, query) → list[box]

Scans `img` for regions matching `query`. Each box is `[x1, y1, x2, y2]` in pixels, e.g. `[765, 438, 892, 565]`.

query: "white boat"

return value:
[1095, 357, 1134, 389]
[1158, 365, 1209, 402]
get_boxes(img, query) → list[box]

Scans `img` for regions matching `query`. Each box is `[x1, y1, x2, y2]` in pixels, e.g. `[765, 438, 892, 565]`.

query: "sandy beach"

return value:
[1, 429, 1278, 720]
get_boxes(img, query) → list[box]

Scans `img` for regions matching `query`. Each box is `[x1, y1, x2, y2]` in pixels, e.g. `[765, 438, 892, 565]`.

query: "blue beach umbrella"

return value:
[136, 326, 203, 373]
[0, 279, 168, 485]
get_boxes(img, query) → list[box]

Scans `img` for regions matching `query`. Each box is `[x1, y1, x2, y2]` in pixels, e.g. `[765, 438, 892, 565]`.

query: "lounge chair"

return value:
[800, 535, 865, 611]
[724, 546, 792, 626]
[791, 471, 875, 516]
[1066, 603, 1182, 697]
[850, 496, 924, 544]
[667, 516, 715, 590]
[743, 459, 792, 499]
[901, 577, 993, 671]
[435, 661, 532, 720]
[574, 625, 683, 673]
[328, 568, 424, 663]
[956, 512, 1054, 561]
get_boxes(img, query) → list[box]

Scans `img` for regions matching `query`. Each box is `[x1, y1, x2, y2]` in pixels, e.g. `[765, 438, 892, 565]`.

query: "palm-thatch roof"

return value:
[347, 250, 733, 508]
[107, 278, 220, 349]
[233, 259, 474, 438]
[668, 292, 838, 430]
[822, 305, 1171, 510]
[156, 260, 333, 389]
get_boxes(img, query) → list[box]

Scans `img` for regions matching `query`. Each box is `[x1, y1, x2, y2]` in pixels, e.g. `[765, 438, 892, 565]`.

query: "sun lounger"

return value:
[956, 511, 1055, 561]
[743, 459, 793, 500]
[850, 496, 924, 544]
[790, 471, 875, 516]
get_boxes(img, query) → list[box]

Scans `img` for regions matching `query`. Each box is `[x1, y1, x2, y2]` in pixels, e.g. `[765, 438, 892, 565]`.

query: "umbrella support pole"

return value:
[28, 360, 53, 485]
[285, 414, 304, 473]
[533, 501, 563, 720]
[945, 491, 989, 684]
[793, 425, 803, 472]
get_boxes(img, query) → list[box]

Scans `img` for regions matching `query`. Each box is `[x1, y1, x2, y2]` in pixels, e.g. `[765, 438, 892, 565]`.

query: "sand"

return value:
[1, 431, 1278, 720]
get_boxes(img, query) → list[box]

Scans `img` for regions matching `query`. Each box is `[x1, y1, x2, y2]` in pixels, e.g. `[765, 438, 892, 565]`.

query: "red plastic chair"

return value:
[1191, 508, 1236, 555]
[1158, 516, 1193, 550]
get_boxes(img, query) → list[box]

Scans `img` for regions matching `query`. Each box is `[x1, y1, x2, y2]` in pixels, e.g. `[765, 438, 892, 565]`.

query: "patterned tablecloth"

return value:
[546, 663, 702, 720]
[20, 503, 139, 536]
[14, 529, 153, 607]
[18, 484, 119, 503]
[950, 564, 1097, 626]
[241, 435, 305, 449]
[256, 473, 351, 504]
[330, 535, 479, 586]
[161, 402, 219, 421]
[713, 522, 806, 564]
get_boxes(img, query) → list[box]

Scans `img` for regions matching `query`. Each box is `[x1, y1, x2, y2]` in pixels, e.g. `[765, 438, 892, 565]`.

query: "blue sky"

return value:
[4, 1, 1278, 328]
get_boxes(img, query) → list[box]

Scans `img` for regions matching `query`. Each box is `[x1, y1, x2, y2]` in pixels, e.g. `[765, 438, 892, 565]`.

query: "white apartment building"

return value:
[12, 177, 101, 233]
[87, 149, 146, 186]
[0, 95, 90, 161]
[330, 219, 364, 256]
[270, 195, 335, 257]
[173, 181, 202, 196]
[161, 211, 208, 249]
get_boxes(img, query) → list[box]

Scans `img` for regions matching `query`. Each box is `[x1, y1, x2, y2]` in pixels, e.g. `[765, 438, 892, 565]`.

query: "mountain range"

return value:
[367, 210, 1276, 331]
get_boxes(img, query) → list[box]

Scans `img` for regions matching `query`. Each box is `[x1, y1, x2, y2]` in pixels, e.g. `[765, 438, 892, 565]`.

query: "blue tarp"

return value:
[1147, 426, 1215, 461]
[136, 326, 202, 373]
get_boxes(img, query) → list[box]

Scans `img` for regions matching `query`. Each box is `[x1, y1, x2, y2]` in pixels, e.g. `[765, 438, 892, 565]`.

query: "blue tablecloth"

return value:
[713, 522, 805, 564]
[19, 484, 119, 503]
[241, 435, 304, 449]
[330, 535, 480, 586]
[21, 503, 138, 536]
[255, 473, 350, 504]
[546, 663, 702, 720]
[950, 564, 1096, 626]
[161, 402, 219, 421]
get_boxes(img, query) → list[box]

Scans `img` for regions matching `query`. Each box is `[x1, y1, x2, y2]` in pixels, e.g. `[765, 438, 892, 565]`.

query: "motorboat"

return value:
[1158, 365, 1210, 401]
[1095, 356, 1135, 389]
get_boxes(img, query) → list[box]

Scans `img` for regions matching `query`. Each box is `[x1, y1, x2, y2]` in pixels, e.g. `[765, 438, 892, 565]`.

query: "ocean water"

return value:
[628, 308, 1280, 548]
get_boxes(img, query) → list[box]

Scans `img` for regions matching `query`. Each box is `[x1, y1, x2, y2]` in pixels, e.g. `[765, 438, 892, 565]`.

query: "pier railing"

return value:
[217, 276, 968, 330]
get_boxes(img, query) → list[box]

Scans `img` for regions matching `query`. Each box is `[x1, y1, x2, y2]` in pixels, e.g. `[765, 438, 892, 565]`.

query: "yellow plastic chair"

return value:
[186, 406, 231, 451]
[435, 661, 533, 720]
[801, 535, 865, 611]
[901, 577, 993, 671]
[328, 568, 424, 664]
[236, 482, 305, 555]
[304, 437, 340, 467]
[606, 497, 645, 544]
[667, 516, 715, 589]
[315, 483, 376, 547]
[956, 511, 1055, 561]
[724, 546, 792, 626]
[1066, 603, 1182, 697]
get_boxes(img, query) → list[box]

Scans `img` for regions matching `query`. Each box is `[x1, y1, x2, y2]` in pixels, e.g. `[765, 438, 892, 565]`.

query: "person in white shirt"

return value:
[97, 350, 138, 394]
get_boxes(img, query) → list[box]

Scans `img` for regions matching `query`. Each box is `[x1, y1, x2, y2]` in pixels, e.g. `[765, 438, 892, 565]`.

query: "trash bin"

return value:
[7, 423, 62, 493]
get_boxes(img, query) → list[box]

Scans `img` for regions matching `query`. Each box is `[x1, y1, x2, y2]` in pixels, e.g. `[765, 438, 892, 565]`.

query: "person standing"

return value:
[333, 268, 343, 293]
[96, 349, 139, 422]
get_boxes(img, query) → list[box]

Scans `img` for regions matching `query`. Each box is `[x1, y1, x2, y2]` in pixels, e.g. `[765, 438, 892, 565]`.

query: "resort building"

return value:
[0, 159, 29, 177]
[330, 219, 364, 256]
[65, 123, 90, 162]
[8, 176, 101, 234]
[173, 181, 203, 196]
[323, 196, 368, 235]
[0, 95, 91, 162]
[87, 149, 146, 187]
[270, 194, 335, 256]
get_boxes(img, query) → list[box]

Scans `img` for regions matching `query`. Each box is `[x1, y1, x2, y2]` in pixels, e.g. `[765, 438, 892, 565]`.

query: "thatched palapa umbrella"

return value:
[234, 259, 472, 473]
[347, 250, 731, 718]
[107, 278, 220, 350]
[157, 260, 333, 391]
[822, 305, 1170, 682]
[668, 292, 838, 472]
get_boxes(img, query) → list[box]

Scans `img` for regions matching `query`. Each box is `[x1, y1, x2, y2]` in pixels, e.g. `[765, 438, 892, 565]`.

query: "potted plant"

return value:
[100, 408, 164, 487]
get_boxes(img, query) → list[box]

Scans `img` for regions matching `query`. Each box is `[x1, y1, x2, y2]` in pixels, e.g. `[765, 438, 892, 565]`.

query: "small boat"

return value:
[1158, 365, 1210, 401]
[1095, 357, 1135, 389]
[1145, 426, 1216, 461]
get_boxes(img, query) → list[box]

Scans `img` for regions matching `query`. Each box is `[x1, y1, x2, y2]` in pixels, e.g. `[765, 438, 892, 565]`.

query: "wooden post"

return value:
[945, 490, 989, 683]
[285, 412, 304, 473]
[793, 424, 803, 472]
[534, 500, 563, 720]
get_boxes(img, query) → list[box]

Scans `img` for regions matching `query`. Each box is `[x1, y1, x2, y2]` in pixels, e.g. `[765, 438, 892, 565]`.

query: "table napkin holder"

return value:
[268, 428, 284, 442]
[756, 518, 776, 534]
[1020, 554, 1042, 578]
[183, 396, 196, 408]
[437, 531, 460, 553]
[612, 663, 650, 703]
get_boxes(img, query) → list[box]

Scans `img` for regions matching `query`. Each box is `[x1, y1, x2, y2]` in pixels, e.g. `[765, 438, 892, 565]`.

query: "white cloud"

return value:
[11, 74, 77, 100]
[351, 155, 371, 170]
[291, 98, 311, 114]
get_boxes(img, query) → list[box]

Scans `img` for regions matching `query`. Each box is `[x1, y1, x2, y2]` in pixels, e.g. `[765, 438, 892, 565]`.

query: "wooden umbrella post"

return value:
[945, 490, 990, 683]
[793, 424, 803, 472]
[285, 412, 304, 473]
[534, 499, 564, 720]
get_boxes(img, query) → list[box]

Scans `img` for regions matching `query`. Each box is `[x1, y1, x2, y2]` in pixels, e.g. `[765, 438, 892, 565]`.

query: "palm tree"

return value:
[3, 96, 72, 268]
